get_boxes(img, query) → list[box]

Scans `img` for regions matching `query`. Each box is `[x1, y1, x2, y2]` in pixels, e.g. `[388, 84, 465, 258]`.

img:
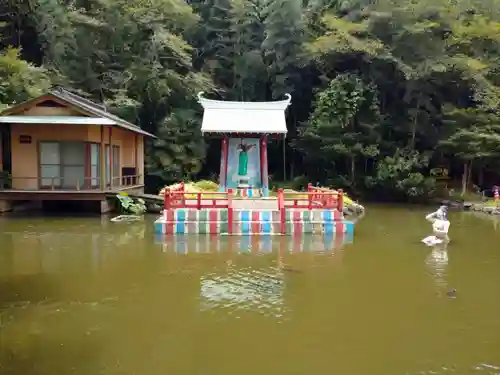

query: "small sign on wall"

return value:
[19, 135, 32, 144]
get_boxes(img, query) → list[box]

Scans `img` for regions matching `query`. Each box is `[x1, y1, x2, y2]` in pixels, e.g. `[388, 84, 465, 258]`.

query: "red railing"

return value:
[276, 185, 343, 211]
[307, 184, 343, 211]
[163, 189, 233, 210]
[162, 185, 234, 234]
[161, 181, 185, 206]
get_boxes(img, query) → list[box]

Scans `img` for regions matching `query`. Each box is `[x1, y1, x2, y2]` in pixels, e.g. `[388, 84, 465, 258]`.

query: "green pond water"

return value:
[0, 206, 499, 375]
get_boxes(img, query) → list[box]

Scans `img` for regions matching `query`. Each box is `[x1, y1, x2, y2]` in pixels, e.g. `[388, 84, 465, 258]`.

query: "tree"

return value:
[231, 0, 268, 101]
[440, 106, 500, 194]
[262, 0, 305, 99]
[190, 0, 236, 93]
[0, 47, 50, 110]
[300, 73, 381, 187]
[148, 107, 207, 182]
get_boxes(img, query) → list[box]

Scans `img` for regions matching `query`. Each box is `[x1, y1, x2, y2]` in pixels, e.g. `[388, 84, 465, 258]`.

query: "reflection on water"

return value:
[156, 232, 353, 254]
[0, 209, 500, 375]
[425, 242, 449, 293]
[0, 226, 146, 275]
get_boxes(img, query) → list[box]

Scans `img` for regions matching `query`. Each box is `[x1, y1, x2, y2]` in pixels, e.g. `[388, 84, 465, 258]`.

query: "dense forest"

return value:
[2, 0, 500, 200]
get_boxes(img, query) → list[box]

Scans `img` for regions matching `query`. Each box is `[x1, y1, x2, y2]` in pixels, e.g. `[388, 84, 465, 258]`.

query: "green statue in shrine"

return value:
[237, 141, 256, 176]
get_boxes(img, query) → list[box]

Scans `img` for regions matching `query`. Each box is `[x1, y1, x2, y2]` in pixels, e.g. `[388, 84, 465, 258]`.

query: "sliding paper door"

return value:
[90, 143, 100, 187]
[112, 145, 120, 185]
[40, 142, 61, 187]
[105, 145, 110, 186]
[60, 142, 85, 189]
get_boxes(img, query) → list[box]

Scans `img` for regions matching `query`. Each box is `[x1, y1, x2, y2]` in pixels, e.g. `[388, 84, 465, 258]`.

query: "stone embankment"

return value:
[464, 202, 500, 215]
[344, 201, 365, 217]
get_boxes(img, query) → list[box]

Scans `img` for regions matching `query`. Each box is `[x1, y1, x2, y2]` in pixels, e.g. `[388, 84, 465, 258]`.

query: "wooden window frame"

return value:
[38, 141, 101, 190]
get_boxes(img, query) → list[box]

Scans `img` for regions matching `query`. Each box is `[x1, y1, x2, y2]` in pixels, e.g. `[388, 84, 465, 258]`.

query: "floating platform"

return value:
[156, 186, 357, 236]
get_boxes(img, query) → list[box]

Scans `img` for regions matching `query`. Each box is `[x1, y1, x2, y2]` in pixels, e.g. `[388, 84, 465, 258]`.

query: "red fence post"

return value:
[227, 188, 233, 234]
[308, 191, 312, 210]
[196, 192, 201, 210]
[278, 188, 286, 234]
[180, 181, 185, 206]
[164, 188, 170, 210]
[337, 189, 343, 212]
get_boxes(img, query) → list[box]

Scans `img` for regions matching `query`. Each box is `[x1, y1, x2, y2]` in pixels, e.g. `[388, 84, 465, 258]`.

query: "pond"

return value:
[0, 206, 499, 375]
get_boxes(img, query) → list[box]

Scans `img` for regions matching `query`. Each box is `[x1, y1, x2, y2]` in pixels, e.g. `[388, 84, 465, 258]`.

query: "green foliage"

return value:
[440, 106, 500, 160]
[3, 0, 500, 201]
[299, 73, 381, 186]
[192, 180, 219, 191]
[262, 0, 305, 99]
[191, 0, 235, 90]
[115, 192, 146, 215]
[365, 149, 436, 199]
[0, 170, 12, 188]
[289, 175, 310, 191]
[0, 47, 50, 109]
[231, 0, 267, 100]
[148, 108, 206, 182]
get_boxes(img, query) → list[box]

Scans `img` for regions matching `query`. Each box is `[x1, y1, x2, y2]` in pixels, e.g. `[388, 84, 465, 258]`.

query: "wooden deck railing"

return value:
[0, 175, 143, 191]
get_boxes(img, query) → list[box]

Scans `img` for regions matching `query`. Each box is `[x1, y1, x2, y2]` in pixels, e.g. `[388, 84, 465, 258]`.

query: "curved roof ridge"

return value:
[197, 92, 292, 111]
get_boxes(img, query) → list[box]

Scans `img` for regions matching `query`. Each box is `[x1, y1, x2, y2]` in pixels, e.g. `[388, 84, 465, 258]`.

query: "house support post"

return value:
[134, 134, 139, 185]
[100, 127, 106, 190]
[108, 127, 113, 188]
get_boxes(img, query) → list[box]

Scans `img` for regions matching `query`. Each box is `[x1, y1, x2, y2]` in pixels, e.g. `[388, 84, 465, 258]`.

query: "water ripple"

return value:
[199, 266, 289, 319]
[415, 363, 500, 374]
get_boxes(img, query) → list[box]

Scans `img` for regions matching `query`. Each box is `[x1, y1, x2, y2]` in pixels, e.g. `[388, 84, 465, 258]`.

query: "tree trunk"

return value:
[350, 156, 355, 185]
[461, 160, 473, 196]
[467, 160, 473, 188]
[410, 97, 421, 150]
[461, 161, 468, 196]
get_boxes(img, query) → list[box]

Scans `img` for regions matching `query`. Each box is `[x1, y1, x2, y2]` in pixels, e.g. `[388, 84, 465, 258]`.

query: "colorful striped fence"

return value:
[155, 232, 353, 254]
[162, 208, 342, 222]
[154, 208, 354, 235]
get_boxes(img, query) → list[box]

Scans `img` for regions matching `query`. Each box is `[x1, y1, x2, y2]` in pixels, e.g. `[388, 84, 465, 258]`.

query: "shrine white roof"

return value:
[197, 92, 291, 134]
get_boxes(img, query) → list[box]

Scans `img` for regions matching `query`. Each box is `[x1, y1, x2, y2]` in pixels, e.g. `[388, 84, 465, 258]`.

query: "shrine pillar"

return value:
[259, 135, 269, 196]
[219, 136, 229, 191]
